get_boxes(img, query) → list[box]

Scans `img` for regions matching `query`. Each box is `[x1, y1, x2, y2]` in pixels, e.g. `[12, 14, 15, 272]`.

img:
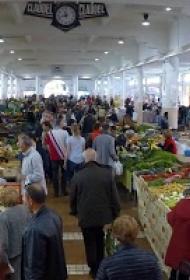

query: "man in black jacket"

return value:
[22, 183, 67, 280]
[82, 112, 96, 139]
[70, 149, 121, 279]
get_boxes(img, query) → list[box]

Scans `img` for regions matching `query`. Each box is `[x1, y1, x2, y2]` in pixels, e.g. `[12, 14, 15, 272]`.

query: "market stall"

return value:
[134, 166, 190, 274]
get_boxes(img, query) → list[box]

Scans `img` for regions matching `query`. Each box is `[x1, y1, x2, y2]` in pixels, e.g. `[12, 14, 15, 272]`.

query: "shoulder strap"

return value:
[49, 130, 65, 160]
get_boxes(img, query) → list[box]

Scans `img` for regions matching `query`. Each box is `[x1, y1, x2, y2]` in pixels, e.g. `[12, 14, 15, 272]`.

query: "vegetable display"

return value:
[120, 148, 180, 172]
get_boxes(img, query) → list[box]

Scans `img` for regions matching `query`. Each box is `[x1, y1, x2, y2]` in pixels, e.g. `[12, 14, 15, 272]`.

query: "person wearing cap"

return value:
[70, 149, 120, 279]
[96, 215, 162, 280]
[22, 183, 67, 280]
[0, 188, 30, 280]
[93, 123, 118, 167]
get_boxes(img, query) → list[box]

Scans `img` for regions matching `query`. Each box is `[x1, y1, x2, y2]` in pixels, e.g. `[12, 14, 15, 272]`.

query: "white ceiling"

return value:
[0, 0, 190, 79]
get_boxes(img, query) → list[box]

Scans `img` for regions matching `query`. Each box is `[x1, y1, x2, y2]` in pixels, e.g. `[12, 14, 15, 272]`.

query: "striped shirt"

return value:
[96, 244, 162, 280]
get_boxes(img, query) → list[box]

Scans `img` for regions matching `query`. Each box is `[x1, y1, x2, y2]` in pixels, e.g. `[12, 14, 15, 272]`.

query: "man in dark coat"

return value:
[22, 183, 67, 280]
[70, 149, 120, 279]
[82, 112, 96, 138]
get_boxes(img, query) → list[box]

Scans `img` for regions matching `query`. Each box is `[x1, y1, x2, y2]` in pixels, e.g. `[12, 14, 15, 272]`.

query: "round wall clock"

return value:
[52, 3, 80, 31]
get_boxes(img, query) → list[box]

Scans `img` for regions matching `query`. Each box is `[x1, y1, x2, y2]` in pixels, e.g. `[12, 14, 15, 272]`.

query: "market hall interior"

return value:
[1, 1, 190, 280]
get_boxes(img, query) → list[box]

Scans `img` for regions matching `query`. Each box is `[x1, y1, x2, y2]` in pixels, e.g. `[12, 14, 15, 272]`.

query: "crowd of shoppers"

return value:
[0, 94, 185, 280]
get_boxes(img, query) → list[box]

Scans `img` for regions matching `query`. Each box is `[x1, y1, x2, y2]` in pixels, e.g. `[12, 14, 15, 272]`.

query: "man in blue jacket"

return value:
[96, 215, 162, 280]
[22, 183, 67, 280]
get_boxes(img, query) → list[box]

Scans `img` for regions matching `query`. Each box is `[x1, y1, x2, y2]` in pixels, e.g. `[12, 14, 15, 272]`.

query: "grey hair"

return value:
[18, 134, 33, 147]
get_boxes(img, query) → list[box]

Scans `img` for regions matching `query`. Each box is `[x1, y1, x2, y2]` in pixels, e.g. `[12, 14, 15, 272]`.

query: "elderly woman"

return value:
[96, 215, 162, 280]
[0, 188, 31, 280]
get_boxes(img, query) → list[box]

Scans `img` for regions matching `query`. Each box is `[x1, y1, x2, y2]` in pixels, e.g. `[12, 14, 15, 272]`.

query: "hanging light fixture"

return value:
[118, 40, 125, 45]
[142, 13, 150, 26]
[165, 7, 172, 12]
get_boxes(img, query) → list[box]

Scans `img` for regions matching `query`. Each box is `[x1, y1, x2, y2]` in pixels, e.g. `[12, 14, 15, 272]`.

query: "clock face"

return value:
[56, 6, 77, 26]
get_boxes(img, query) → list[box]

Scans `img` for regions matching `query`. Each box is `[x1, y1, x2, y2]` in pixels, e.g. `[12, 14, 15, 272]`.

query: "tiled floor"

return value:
[63, 231, 145, 241]
[63, 232, 83, 241]
[67, 265, 90, 275]
[47, 186, 160, 279]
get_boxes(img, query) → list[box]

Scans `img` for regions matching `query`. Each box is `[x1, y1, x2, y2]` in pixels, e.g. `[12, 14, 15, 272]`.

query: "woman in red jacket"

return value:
[165, 190, 190, 280]
[163, 130, 177, 154]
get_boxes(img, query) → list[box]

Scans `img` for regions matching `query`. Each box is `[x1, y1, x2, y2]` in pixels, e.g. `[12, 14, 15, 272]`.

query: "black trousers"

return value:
[81, 227, 105, 276]
[170, 269, 189, 280]
[51, 160, 66, 196]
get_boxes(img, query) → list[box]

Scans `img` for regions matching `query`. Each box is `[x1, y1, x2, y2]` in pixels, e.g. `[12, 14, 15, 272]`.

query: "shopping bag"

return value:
[114, 160, 123, 176]
[104, 229, 118, 256]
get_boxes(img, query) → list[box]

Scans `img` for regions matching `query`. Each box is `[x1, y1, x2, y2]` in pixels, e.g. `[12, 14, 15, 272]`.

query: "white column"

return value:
[73, 75, 78, 97]
[1, 73, 8, 100]
[134, 67, 144, 124]
[10, 76, 14, 98]
[16, 78, 24, 98]
[162, 57, 179, 129]
[108, 76, 113, 97]
[35, 76, 40, 95]
[122, 71, 125, 107]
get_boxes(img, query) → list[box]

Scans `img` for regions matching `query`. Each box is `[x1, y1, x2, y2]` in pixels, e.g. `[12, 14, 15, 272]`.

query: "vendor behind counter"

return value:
[163, 130, 177, 154]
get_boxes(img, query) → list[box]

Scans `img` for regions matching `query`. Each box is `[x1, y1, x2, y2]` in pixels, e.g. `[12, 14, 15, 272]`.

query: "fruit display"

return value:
[0, 183, 21, 207]
[140, 166, 190, 208]
[148, 183, 185, 208]
[0, 141, 19, 161]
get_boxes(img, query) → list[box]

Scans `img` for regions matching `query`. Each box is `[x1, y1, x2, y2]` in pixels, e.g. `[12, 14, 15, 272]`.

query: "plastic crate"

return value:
[184, 150, 190, 157]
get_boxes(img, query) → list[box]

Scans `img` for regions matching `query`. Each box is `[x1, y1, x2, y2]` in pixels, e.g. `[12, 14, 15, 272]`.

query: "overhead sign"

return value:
[24, 1, 109, 31]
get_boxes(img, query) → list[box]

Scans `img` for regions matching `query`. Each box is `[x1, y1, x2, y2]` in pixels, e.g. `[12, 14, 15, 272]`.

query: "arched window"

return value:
[44, 80, 69, 98]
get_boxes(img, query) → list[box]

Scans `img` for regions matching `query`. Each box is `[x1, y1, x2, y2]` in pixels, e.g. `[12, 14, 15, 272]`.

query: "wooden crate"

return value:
[135, 174, 171, 276]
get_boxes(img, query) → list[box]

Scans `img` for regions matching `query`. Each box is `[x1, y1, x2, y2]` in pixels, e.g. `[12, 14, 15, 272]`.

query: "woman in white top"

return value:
[67, 124, 85, 180]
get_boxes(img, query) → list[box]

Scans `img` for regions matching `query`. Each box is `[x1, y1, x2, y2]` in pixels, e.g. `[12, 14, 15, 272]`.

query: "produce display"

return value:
[135, 164, 190, 274]
[0, 183, 22, 210]
[119, 148, 180, 172]
[0, 140, 19, 161]
[116, 126, 190, 274]
[141, 167, 190, 208]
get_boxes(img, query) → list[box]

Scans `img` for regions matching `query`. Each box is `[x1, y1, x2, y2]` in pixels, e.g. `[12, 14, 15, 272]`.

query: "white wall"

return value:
[78, 79, 95, 93]
[21, 78, 95, 96]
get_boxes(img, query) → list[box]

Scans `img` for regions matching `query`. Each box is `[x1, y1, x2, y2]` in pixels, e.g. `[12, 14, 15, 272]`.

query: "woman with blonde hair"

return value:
[67, 124, 85, 181]
[96, 215, 162, 280]
[0, 188, 31, 280]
